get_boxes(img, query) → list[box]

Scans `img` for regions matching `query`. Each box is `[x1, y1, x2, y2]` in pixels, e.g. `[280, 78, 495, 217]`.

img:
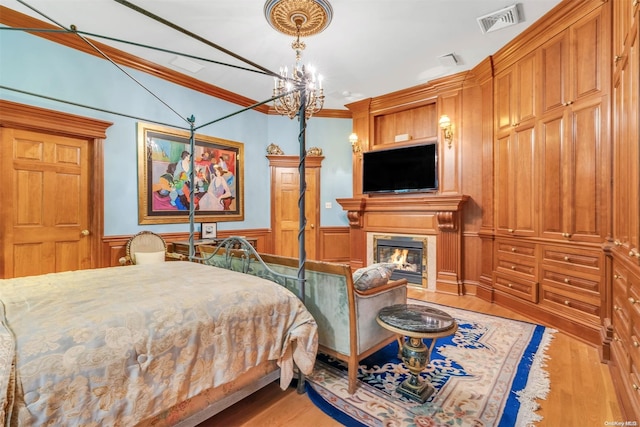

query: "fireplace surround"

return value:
[338, 194, 468, 294]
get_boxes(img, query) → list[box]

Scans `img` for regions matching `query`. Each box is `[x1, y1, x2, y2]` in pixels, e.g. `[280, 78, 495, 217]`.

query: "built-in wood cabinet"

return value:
[538, 5, 609, 244]
[609, 0, 640, 420]
[538, 96, 608, 243]
[373, 103, 437, 148]
[491, 0, 611, 347]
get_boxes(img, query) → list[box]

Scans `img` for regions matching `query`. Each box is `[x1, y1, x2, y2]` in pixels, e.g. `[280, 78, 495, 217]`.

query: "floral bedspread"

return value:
[0, 261, 318, 426]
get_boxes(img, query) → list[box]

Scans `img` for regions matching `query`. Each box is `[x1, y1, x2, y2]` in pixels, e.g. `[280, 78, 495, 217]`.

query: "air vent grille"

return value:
[477, 4, 521, 34]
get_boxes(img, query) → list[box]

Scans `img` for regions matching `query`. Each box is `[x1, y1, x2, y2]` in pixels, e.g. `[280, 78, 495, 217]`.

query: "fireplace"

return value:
[373, 235, 427, 286]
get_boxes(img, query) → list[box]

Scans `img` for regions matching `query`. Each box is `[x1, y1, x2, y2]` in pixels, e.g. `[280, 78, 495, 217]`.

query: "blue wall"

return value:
[0, 29, 353, 235]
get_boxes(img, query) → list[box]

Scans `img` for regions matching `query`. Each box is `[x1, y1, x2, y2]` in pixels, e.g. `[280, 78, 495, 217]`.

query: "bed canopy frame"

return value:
[1, 0, 317, 304]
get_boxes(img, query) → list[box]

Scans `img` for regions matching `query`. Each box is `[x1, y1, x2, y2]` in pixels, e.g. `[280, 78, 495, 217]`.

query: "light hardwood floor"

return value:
[201, 288, 624, 426]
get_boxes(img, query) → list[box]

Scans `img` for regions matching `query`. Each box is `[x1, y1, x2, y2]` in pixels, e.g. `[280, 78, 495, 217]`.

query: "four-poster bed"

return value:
[0, 0, 327, 424]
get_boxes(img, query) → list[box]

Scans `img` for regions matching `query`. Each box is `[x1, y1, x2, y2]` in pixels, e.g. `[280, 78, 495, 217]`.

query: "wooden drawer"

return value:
[541, 245, 602, 275]
[496, 240, 536, 258]
[540, 265, 601, 296]
[613, 289, 632, 342]
[539, 283, 600, 323]
[614, 263, 629, 297]
[630, 328, 640, 373]
[496, 252, 537, 279]
[631, 365, 640, 414]
[612, 330, 631, 373]
[629, 284, 640, 331]
[494, 272, 538, 303]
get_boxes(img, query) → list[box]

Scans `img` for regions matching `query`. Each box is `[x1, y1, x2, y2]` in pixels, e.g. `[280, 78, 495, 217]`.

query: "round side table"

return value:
[376, 303, 457, 403]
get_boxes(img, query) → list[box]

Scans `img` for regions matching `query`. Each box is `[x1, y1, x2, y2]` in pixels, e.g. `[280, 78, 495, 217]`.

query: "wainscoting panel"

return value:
[318, 227, 350, 263]
[101, 229, 272, 267]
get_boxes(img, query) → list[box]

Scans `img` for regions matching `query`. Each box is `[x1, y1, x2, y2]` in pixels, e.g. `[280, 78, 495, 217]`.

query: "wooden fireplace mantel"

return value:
[337, 194, 469, 294]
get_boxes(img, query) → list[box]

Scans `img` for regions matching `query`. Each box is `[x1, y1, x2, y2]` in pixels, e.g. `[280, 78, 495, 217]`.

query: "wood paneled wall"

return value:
[101, 227, 349, 267]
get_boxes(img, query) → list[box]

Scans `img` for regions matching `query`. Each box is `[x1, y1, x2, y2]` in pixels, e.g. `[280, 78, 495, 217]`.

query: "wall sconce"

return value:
[349, 132, 361, 153]
[439, 115, 453, 149]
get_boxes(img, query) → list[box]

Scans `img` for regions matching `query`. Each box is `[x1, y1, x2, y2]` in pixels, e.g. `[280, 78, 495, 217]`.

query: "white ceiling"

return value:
[1, 0, 562, 111]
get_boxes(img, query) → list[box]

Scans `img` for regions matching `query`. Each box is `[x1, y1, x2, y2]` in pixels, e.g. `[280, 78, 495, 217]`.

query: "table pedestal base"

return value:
[398, 337, 434, 403]
[398, 376, 435, 402]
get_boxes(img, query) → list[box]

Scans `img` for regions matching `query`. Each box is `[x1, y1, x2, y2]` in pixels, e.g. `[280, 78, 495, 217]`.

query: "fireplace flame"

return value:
[387, 248, 418, 272]
[390, 248, 410, 268]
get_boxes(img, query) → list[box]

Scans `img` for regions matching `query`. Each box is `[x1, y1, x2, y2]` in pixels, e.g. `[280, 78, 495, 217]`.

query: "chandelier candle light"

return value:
[265, 0, 332, 119]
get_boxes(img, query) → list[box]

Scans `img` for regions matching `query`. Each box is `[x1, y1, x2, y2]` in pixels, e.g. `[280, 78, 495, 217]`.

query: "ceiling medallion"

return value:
[264, 0, 333, 37]
[265, 0, 332, 119]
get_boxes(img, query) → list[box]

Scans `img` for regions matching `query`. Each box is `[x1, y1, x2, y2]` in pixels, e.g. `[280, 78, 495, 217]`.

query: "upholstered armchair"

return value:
[257, 254, 408, 394]
[119, 231, 185, 265]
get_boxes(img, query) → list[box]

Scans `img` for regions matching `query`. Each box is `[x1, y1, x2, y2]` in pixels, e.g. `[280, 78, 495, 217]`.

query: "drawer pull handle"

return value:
[564, 278, 570, 284]
[634, 384, 640, 391]
[564, 300, 570, 306]
[507, 283, 513, 288]
[614, 274, 620, 279]
[511, 265, 516, 270]
[629, 298, 637, 304]
[511, 247, 516, 252]
[614, 305, 620, 311]
[634, 342, 639, 348]
[615, 240, 622, 246]
[563, 256, 570, 261]
[508, 228, 514, 233]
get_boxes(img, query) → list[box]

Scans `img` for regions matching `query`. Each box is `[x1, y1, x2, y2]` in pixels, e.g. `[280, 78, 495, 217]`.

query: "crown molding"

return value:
[0, 6, 350, 119]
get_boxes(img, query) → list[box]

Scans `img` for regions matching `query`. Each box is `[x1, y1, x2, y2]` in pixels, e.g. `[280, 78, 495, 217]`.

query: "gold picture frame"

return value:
[137, 122, 244, 224]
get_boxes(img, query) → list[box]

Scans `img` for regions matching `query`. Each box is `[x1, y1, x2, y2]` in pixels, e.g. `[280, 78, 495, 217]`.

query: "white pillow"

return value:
[134, 251, 165, 265]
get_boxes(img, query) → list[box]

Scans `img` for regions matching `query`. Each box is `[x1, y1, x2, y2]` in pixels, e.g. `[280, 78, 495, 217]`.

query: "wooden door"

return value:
[269, 155, 322, 259]
[0, 128, 93, 277]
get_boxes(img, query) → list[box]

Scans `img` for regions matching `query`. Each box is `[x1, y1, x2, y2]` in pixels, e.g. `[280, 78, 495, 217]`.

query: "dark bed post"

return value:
[296, 81, 308, 394]
[188, 117, 196, 259]
[297, 91, 307, 303]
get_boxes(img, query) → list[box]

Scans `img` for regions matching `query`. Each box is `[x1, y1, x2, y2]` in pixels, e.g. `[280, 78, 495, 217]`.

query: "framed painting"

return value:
[137, 122, 244, 224]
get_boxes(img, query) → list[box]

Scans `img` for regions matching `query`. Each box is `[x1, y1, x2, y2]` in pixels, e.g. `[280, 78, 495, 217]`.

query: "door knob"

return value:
[81, 229, 90, 236]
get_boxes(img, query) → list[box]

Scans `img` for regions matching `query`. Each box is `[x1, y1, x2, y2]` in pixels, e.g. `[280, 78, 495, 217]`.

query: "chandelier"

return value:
[264, 0, 333, 119]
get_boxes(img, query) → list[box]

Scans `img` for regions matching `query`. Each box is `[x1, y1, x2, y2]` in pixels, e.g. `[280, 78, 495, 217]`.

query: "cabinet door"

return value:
[539, 110, 566, 239]
[567, 98, 607, 243]
[539, 98, 606, 243]
[540, 5, 607, 115]
[612, 16, 640, 255]
[612, 0, 633, 72]
[494, 124, 537, 236]
[570, 6, 608, 103]
[495, 52, 537, 135]
[540, 30, 570, 115]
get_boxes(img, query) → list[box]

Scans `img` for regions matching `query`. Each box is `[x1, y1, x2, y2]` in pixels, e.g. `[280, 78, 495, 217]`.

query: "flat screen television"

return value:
[362, 143, 438, 194]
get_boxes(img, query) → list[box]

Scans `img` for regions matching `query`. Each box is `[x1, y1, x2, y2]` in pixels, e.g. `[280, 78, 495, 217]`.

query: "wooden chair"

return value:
[119, 231, 185, 265]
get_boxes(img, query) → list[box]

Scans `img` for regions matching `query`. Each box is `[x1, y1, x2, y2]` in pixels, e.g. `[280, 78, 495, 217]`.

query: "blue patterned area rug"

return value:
[305, 300, 556, 427]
